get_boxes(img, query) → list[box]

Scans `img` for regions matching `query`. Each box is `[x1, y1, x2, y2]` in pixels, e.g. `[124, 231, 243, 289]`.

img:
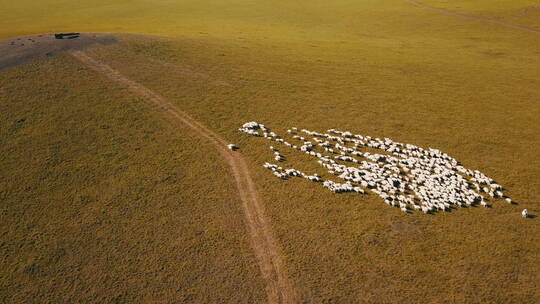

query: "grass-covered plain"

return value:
[0, 55, 265, 302]
[420, 0, 540, 29]
[1, 0, 539, 302]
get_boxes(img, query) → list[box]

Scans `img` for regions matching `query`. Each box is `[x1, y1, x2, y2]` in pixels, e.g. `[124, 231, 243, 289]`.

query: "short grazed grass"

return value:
[0, 56, 265, 303]
[420, 0, 540, 29]
[83, 31, 539, 302]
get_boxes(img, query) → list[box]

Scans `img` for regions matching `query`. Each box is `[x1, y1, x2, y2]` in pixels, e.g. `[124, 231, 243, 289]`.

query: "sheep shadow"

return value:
[502, 196, 519, 205]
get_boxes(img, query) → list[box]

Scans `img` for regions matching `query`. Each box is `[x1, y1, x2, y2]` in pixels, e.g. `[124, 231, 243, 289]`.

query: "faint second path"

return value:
[403, 0, 540, 36]
[70, 50, 297, 304]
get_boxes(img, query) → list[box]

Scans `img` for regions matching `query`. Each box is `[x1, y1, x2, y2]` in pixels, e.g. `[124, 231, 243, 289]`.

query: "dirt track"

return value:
[70, 50, 297, 304]
[404, 0, 540, 35]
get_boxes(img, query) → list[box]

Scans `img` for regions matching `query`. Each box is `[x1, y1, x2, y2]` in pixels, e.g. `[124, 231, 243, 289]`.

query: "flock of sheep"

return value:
[235, 121, 528, 217]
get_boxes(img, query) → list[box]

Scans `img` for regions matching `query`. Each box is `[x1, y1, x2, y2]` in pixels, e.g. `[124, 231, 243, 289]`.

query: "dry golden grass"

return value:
[0, 55, 266, 303]
[1, 0, 540, 302]
[420, 0, 540, 29]
[82, 32, 539, 302]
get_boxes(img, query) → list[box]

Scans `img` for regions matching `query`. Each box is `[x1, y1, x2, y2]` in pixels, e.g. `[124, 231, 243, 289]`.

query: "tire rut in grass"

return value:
[70, 50, 297, 304]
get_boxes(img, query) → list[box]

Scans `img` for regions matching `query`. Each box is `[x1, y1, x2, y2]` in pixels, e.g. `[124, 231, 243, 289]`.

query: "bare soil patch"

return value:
[0, 33, 116, 70]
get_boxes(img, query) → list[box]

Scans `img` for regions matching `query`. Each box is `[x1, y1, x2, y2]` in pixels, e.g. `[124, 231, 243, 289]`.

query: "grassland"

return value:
[1, 0, 540, 303]
[420, 0, 540, 29]
[0, 55, 265, 302]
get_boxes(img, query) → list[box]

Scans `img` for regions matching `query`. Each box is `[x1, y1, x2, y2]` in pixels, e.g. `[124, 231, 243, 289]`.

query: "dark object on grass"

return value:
[54, 33, 80, 40]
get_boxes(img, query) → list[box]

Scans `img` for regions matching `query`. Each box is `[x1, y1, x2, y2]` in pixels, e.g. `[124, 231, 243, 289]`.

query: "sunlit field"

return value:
[1, 0, 539, 302]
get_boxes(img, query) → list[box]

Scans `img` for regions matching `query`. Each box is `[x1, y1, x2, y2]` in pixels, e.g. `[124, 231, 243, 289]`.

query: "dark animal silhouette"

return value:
[54, 33, 80, 39]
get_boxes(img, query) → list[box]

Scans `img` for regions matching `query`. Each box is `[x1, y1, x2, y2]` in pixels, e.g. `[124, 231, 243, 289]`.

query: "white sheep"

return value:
[239, 121, 513, 215]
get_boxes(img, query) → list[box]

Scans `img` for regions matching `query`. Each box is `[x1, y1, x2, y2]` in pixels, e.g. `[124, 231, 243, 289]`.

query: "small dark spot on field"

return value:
[114, 137, 127, 144]
[483, 50, 506, 57]
[24, 263, 40, 275]
[364, 233, 380, 246]
[112, 292, 130, 304]
[367, 237, 379, 245]
[158, 175, 172, 183]
[44, 156, 63, 168]
[9, 118, 27, 132]
[79, 195, 92, 204]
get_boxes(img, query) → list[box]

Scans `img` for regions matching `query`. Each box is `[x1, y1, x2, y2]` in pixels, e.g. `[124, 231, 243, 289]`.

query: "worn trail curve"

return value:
[404, 0, 540, 36]
[70, 50, 297, 304]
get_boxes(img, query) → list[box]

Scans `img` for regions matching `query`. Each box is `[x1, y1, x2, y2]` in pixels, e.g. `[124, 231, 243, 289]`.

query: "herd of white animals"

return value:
[233, 121, 529, 218]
